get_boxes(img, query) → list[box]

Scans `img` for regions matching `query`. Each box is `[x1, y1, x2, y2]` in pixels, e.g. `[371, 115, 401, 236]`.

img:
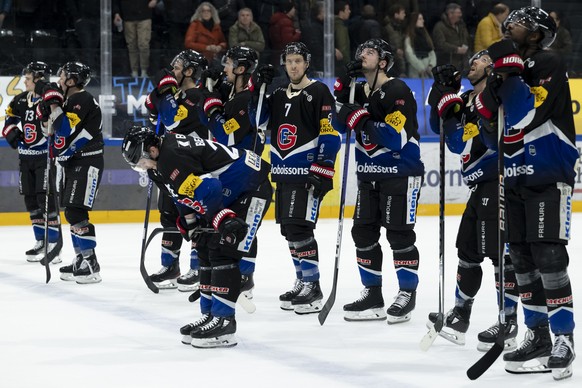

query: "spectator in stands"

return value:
[269, 1, 301, 66]
[432, 2, 470, 73]
[473, 2, 509, 52]
[334, 1, 351, 78]
[300, 1, 324, 76]
[163, 0, 199, 52]
[184, 2, 227, 66]
[114, 0, 157, 78]
[382, 4, 407, 77]
[0, 0, 11, 29]
[229, 7, 265, 55]
[404, 12, 436, 78]
[213, 0, 246, 40]
[378, 0, 419, 25]
[348, 4, 383, 58]
[66, 0, 100, 72]
[549, 11, 573, 58]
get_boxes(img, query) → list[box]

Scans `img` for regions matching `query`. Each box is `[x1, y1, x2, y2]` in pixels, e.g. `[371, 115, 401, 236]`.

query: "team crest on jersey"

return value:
[504, 128, 524, 144]
[461, 153, 471, 164]
[360, 132, 377, 152]
[277, 124, 298, 150]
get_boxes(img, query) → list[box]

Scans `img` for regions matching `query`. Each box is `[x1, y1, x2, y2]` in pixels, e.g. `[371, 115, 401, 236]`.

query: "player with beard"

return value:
[334, 39, 424, 324]
[425, 51, 520, 351]
[248, 42, 341, 315]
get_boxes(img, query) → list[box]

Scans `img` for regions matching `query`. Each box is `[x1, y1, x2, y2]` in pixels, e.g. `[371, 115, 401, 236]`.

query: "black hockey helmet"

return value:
[468, 49, 491, 66]
[22, 61, 51, 80]
[280, 41, 311, 65]
[503, 6, 557, 48]
[355, 39, 394, 73]
[121, 126, 160, 169]
[57, 62, 91, 88]
[171, 49, 208, 79]
[222, 46, 259, 74]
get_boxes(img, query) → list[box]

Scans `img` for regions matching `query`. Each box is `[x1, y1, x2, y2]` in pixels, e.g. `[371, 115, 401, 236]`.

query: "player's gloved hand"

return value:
[154, 68, 178, 95]
[431, 64, 462, 91]
[248, 64, 274, 92]
[337, 102, 370, 133]
[474, 73, 503, 120]
[307, 162, 334, 198]
[428, 64, 463, 119]
[212, 208, 249, 247]
[201, 90, 224, 118]
[35, 101, 52, 123]
[345, 59, 363, 78]
[201, 67, 223, 91]
[35, 81, 64, 107]
[2, 124, 24, 149]
[488, 39, 523, 75]
[334, 75, 352, 103]
[176, 215, 201, 242]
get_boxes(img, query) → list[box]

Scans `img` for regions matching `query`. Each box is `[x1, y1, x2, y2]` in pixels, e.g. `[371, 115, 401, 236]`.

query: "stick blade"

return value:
[188, 289, 201, 302]
[420, 313, 444, 351]
[466, 328, 505, 380]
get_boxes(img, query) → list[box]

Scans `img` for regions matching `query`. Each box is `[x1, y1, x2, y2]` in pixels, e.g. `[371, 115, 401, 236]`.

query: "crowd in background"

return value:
[0, 0, 576, 79]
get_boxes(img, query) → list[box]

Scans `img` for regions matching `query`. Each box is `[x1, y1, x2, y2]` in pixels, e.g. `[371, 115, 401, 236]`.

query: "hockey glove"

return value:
[2, 124, 24, 149]
[248, 64, 274, 92]
[488, 39, 524, 75]
[337, 102, 370, 133]
[154, 68, 178, 95]
[35, 101, 52, 123]
[345, 59, 363, 78]
[201, 90, 224, 118]
[431, 64, 462, 91]
[212, 208, 249, 247]
[474, 73, 503, 120]
[334, 75, 352, 103]
[176, 216, 202, 242]
[307, 162, 334, 198]
[428, 86, 462, 120]
[201, 67, 224, 91]
[35, 81, 64, 107]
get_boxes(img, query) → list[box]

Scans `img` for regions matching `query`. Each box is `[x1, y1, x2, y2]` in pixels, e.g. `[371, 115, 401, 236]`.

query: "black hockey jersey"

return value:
[263, 80, 341, 183]
[4, 91, 48, 159]
[53, 90, 103, 160]
[349, 78, 425, 181]
[156, 133, 270, 219]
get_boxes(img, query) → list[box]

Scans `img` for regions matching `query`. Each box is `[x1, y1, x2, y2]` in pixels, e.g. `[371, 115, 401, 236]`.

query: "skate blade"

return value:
[75, 273, 102, 284]
[280, 301, 294, 311]
[552, 365, 573, 381]
[181, 334, 192, 345]
[26, 254, 43, 262]
[237, 293, 256, 314]
[387, 312, 412, 324]
[477, 337, 517, 352]
[505, 357, 550, 374]
[178, 283, 200, 292]
[344, 308, 387, 322]
[154, 279, 178, 290]
[294, 300, 323, 315]
[60, 273, 75, 281]
[191, 334, 237, 348]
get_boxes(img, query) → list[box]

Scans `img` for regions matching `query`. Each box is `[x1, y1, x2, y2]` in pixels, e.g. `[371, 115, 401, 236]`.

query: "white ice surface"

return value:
[0, 216, 580, 388]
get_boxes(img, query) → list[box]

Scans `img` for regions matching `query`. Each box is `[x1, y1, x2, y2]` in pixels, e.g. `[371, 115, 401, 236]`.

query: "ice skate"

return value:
[343, 286, 386, 321]
[149, 261, 180, 289]
[387, 290, 416, 324]
[25, 240, 44, 262]
[427, 305, 470, 345]
[279, 279, 304, 311]
[190, 316, 237, 348]
[292, 281, 323, 315]
[477, 316, 518, 352]
[179, 313, 212, 344]
[59, 254, 83, 281]
[240, 273, 255, 300]
[177, 269, 199, 292]
[548, 334, 575, 381]
[504, 325, 552, 374]
[73, 254, 102, 284]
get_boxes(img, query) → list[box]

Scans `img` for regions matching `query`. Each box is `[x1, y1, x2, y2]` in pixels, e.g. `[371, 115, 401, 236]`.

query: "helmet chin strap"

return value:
[470, 69, 488, 86]
[369, 65, 381, 92]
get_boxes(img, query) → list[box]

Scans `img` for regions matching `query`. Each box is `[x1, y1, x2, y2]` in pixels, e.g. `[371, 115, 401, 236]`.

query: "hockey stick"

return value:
[42, 133, 54, 283]
[420, 109, 446, 351]
[467, 105, 506, 379]
[317, 79, 355, 325]
[252, 83, 266, 153]
[139, 179, 159, 293]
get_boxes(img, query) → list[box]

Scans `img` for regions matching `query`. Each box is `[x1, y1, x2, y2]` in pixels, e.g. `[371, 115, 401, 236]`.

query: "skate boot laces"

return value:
[355, 288, 371, 303]
[552, 335, 573, 358]
[297, 282, 314, 297]
[181, 268, 198, 279]
[392, 290, 412, 308]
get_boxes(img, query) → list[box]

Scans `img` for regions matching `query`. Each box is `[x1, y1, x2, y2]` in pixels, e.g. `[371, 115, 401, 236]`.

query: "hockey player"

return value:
[248, 42, 341, 314]
[199, 45, 264, 300]
[426, 53, 519, 350]
[335, 39, 424, 324]
[2, 61, 62, 264]
[121, 126, 271, 348]
[144, 49, 213, 291]
[35, 62, 103, 284]
[474, 6, 577, 380]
